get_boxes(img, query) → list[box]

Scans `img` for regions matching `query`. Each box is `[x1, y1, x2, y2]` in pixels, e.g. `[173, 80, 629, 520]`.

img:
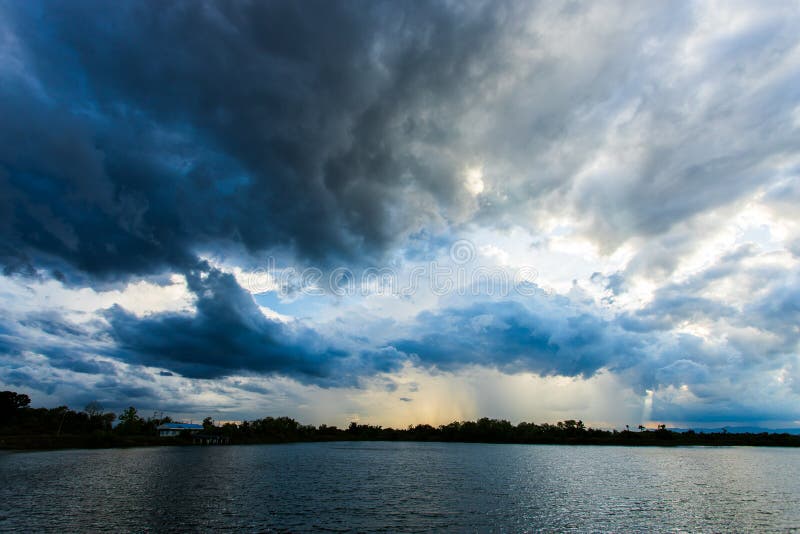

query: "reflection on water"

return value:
[1, 442, 799, 532]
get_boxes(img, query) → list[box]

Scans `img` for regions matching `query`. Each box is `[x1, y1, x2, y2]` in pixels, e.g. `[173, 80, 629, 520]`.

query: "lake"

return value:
[1, 442, 799, 532]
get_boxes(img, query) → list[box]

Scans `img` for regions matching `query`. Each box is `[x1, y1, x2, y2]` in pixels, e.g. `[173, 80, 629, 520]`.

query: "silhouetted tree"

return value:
[84, 401, 104, 418]
[3, 390, 800, 449]
[117, 406, 143, 435]
[54, 406, 69, 436]
[0, 391, 31, 425]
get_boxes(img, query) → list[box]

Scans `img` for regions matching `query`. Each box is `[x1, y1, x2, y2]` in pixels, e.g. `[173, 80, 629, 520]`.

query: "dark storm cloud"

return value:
[103, 262, 397, 384]
[392, 300, 646, 380]
[2, 0, 798, 279]
[0, 262, 400, 388]
[0, 0, 518, 282]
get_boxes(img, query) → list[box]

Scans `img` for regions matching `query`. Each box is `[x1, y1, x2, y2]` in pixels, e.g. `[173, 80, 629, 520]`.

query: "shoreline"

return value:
[4, 433, 800, 452]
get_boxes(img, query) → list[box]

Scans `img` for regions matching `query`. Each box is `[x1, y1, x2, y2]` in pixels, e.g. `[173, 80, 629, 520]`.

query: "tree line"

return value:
[2, 390, 799, 449]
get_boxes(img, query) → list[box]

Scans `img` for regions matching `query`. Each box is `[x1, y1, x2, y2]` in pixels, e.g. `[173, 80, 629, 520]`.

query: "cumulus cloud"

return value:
[104, 263, 372, 383]
[392, 299, 642, 379]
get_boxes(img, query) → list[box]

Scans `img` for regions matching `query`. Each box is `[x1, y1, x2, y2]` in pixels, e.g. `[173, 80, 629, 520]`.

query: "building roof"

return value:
[157, 423, 203, 430]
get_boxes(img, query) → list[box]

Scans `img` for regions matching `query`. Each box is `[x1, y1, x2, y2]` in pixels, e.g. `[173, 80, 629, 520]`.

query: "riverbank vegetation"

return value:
[2, 391, 799, 450]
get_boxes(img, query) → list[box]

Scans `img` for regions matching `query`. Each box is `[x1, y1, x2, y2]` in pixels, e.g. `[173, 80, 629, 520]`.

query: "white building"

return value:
[157, 422, 203, 437]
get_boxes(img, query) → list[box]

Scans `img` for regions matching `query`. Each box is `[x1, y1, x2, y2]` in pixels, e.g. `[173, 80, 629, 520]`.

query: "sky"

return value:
[1, 0, 799, 429]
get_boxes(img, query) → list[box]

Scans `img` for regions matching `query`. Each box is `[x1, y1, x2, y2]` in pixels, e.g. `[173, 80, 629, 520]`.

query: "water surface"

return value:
[1, 442, 799, 532]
